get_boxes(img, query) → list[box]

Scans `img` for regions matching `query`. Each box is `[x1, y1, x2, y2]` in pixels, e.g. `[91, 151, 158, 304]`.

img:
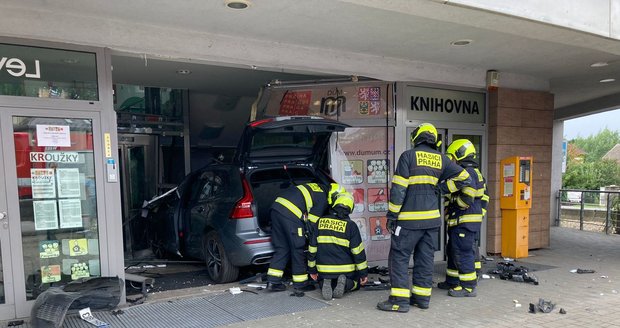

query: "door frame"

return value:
[0, 115, 16, 320]
[0, 107, 106, 318]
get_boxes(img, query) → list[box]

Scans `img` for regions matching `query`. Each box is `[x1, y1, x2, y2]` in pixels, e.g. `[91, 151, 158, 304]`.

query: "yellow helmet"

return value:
[446, 139, 476, 162]
[332, 191, 354, 212]
[411, 123, 441, 148]
[327, 183, 346, 205]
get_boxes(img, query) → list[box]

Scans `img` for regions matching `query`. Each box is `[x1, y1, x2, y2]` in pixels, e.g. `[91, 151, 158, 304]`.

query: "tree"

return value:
[563, 159, 620, 189]
[571, 128, 620, 161]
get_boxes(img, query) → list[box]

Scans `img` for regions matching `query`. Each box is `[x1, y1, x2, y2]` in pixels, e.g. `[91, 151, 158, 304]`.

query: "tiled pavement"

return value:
[3, 227, 620, 327]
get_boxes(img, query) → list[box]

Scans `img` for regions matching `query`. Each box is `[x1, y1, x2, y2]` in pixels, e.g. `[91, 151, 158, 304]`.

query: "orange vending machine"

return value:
[500, 156, 533, 258]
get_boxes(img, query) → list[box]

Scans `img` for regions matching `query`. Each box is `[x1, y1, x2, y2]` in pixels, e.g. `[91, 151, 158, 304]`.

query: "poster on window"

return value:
[36, 125, 71, 147]
[31, 168, 56, 198]
[39, 240, 60, 259]
[41, 265, 62, 283]
[59, 198, 83, 228]
[367, 159, 389, 184]
[33, 200, 59, 230]
[56, 168, 81, 198]
[368, 187, 388, 212]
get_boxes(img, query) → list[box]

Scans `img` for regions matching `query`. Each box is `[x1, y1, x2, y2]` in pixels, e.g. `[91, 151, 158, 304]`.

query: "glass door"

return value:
[0, 109, 102, 317]
[0, 123, 16, 320]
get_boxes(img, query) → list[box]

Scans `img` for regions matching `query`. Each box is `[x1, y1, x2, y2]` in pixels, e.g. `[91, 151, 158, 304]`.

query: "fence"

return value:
[556, 189, 620, 234]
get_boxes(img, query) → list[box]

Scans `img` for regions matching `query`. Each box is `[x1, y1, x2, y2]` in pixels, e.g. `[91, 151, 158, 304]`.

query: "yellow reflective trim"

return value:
[447, 219, 458, 227]
[460, 272, 477, 281]
[475, 261, 482, 269]
[456, 196, 469, 208]
[317, 235, 350, 248]
[411, 285, 432, 297]
[481, 195, 490, 201]
[275, 197, 303, 219]
[462, 186, 476, 197]
[482, 208, 487, 215]
[446, 180, 457, 193]
[351, 243, 365, 255]
[293, 274, 308, 282]
[356, 261, 368, 271]
[308, 260, 316, 268]
[398, 209, 440, 221]
[267, 268, 284, 277]
[353, 281, 358, 290]
[308, 245, 317, 254]
[447, 269, 459, 278]
[297, 185, 313, 212]
[475, 188, 486, 197]
[390, 287, 411, 298]
[459, 214, 482, 223]
[474, 168, 484, 181]
[409, 175, 439, 185]
[455, 169, 470, 181]
[388, 202, 402, 212]
[317, 264, 355, 273]
[308, 214, 319, 223]
[392, 175, 408, 187]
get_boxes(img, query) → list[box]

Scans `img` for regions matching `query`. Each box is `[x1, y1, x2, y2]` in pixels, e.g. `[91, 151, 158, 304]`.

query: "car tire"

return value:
[204, 231, 239, 283]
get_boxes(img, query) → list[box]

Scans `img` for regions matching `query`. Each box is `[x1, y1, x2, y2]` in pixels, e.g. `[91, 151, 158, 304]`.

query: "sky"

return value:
[563, 108, 620, 140]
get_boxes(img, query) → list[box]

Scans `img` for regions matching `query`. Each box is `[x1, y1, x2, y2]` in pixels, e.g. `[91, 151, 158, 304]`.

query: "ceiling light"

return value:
[225, 0, 251, 9]
[176, 69, 191, 75]
[450, 39, 472, 46]
[591, 62, 609, 67]
[599, 78, 615, 83]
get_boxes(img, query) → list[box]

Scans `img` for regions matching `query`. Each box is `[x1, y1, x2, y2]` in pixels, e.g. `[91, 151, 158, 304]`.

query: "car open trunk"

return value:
[247, 165, 328, 232]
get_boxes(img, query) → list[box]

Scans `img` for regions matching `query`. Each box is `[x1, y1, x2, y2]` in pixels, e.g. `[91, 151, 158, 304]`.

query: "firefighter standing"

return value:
[307, 192, 369, 300]
[267, 182, 344, 292]
[438, 139, 489, 297]
[377, 123, 472, 313]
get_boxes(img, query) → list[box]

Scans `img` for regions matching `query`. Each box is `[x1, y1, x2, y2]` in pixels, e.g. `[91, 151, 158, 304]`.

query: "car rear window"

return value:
[250, 167, 318, 184]
[251, 132, 315, 150]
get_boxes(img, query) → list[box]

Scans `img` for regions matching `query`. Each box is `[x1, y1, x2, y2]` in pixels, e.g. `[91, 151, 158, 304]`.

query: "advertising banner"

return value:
[330, 126, 394, 261]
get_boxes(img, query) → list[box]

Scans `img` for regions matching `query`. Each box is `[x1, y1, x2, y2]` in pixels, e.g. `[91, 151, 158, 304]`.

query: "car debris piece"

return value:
[491, 262, 539, 285]
[247, 283, 267, 289]
[368, 266, 389, 276]
[559, 308, 567, 314]
[528, 303, 536, 313]
[537, 298, 555, 313]
[79, 307, 110, 327]
[576, 269, 596, 274]
[229, 287, 243, 295]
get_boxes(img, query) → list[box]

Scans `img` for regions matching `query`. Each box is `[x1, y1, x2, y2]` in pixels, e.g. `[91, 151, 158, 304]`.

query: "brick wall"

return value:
[487, 88, 554, 253]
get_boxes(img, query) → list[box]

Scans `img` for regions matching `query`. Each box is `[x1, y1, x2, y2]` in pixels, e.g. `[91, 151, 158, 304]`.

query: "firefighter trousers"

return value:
[446, 227, 477, 289]
[267, 210, 309, 288]
[388, 227, 438, 306]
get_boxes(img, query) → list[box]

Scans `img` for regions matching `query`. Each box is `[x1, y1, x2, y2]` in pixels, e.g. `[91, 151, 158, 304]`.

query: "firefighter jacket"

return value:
[307, 212, 368, 279]
[271, 183, 330, 224]
[388, 144, 472, 230]
[444, 160, 489, 232]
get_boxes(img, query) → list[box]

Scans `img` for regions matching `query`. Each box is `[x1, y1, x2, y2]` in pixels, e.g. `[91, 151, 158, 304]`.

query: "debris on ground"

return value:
[79, 307, 110, 327]
[247, 283, 267, 289]
[513, 300, 521, 308]
[481, 274, 491, 279]
[503, 257, 514, 262]
[7, 320, 24, 327]
[368, 266, 389, 276]
[559, 308, 567, 314]
[229, 287, 243, 295]
[537, 298, 556, 313]
[575, 268, 596, 274]
[361, 280, 391, 291]
[489, 262, 539, 285]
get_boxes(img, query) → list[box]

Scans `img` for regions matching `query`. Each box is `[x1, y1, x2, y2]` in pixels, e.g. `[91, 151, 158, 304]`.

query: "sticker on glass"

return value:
[33, 200, 59, 230]
[39, 240, 60, 259]
[41, 265, 62, 283]
[69, 238, 88, 256]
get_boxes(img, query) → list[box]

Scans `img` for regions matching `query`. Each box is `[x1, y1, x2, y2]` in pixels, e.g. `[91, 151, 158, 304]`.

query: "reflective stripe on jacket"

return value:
[272, 183, 330, 224]
[445, 165, 488, 232]
[307, 214, 368, 279]
[388, 144, 472, 230]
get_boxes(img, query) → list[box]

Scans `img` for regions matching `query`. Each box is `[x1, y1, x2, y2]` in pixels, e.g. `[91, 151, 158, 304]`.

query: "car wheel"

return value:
[204, 231, 239, 283]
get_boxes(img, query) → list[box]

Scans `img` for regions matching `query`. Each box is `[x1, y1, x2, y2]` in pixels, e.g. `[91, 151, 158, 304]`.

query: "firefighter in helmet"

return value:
[438, 139, 489, 297]
[308, 191, 368, 300]
[377, 123, 472, 312]
[267, 182, 344, 293]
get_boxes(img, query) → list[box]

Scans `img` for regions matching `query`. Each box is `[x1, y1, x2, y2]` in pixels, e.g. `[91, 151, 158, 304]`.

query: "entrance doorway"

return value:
[404, 126, 486, 260]
[0, 109, 102, 318]
[118, 134, 157, 257]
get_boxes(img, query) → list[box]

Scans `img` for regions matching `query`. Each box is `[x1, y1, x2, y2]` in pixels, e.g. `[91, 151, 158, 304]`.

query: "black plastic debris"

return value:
[559, 308, 567, 314]
[576, 269, 596, 274]
[490, 262, 539, 285]
[368, 266, 389, 276]
[537, 298, 555, 313]
[528, 303, 536, 314]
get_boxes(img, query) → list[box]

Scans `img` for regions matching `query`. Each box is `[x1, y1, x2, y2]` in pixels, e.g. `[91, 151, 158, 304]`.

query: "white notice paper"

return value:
[31, 168, 56, 198]
[33, 200, 59, 230]
[59, 198, 83, 229]
[57, 168, 81, 198]
[36, 125, 71, 147]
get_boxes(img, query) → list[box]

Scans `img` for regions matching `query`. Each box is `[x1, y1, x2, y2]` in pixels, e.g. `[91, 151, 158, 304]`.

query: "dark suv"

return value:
[144, 116, 349, 283]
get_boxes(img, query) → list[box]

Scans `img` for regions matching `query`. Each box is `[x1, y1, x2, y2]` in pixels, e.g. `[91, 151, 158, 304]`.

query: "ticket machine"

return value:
[500, 156, 533, 258]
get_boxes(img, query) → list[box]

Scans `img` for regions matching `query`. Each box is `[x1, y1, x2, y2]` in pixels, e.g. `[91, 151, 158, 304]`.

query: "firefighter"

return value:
[376, 123, 472, 313]
[267, 182, 345, 292]
[307, 192, 369, 300]
[438, 139, 489, 297]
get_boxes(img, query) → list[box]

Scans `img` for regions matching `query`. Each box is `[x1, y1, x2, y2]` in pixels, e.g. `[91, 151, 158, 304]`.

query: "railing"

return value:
[556, 189, 620, 234]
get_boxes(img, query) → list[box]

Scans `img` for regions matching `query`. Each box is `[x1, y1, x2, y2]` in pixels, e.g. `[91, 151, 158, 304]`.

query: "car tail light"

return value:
[243, 238, 272, 245]
[249, 118, 273, 127]
[230, 176, 255, 219]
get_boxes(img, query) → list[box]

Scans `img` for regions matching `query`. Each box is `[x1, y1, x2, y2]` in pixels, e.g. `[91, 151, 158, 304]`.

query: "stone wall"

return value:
[487, 88, 554, 253]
